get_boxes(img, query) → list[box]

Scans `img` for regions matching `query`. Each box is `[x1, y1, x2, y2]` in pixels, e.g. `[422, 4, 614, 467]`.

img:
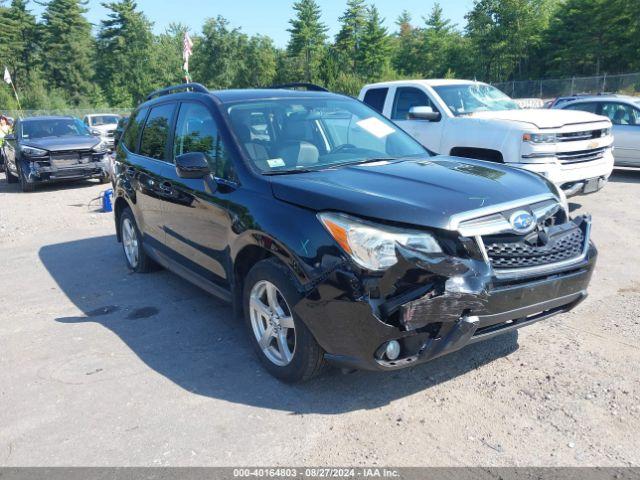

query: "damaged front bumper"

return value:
[22, 157, 108, 184]
[296, 216, 596, 371]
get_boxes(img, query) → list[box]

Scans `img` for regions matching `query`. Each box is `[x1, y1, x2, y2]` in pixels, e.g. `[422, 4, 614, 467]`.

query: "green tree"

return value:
[358, 5, 391, 81]
[544, 0, 636, 76]
[392, 10, 421, 76]
[238, 35, 277, 87]
[41, 0, 99, 105]
[97, 0, 155, 106]
[465, 0, 550, 82]
[0, 0, 40, 90]
[335, 0, 367, 73]
[151, 23, 189, 87]
[286, 0, 328, 82]
[419, 3, 459, 77]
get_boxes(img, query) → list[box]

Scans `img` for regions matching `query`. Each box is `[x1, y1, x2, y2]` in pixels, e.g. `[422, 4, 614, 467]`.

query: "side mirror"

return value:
[175, 152, 211, 179]
[408, 106, 441, 122]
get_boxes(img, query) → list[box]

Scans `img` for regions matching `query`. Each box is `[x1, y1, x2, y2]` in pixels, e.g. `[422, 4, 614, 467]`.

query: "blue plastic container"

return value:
[102, 188, 113, 213]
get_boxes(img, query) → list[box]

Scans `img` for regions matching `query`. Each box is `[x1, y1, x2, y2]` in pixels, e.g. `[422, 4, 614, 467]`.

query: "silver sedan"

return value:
[557, 95, 640, 167]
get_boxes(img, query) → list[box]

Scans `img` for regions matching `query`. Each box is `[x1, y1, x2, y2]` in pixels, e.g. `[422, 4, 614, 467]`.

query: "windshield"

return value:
[89, 115, 120, 126]
[433, 83, 520, 116]
[226, 98, 427, 174]
[21, 118, 91, 140]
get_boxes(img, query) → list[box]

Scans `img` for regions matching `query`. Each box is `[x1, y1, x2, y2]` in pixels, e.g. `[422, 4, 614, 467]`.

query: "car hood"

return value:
[469, 108, 609, 129]
[270, 156, 557, 230]
[23, 136, 100, 152]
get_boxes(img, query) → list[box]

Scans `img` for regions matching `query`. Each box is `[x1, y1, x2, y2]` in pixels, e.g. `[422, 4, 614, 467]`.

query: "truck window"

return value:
[362, 88, 388, 114]
[392, 87, 434, 120]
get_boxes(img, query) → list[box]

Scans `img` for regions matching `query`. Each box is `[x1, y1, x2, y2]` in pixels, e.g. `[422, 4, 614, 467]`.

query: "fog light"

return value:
[385, 340, 401, 360]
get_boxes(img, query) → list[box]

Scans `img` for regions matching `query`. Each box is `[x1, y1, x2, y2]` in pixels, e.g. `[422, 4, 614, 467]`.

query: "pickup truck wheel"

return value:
[120, 208, 154, 273]
[243, 258, 324, 383]
[4, 160, 17, 184]
[18, 164, 35, 192]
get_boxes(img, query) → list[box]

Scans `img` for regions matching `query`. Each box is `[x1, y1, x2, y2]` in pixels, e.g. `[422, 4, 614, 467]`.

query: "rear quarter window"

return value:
[122, 107, 149, 153]
[362, 88, 388, 113]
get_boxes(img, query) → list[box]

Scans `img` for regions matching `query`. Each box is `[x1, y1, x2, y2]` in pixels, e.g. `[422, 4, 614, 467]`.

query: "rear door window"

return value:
[600, 102, 640, 125]
[363, 88, 388, 113]
[122, 107, 149, 153]
[139, 103, 176, 161]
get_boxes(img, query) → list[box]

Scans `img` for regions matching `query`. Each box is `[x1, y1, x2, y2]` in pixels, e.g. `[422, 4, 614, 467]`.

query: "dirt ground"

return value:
[0, 169, 639, 467]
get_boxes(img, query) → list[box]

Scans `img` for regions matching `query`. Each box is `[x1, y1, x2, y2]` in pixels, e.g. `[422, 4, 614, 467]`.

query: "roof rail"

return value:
[146, 83, 209, 101]
[267, 82, 329, 92]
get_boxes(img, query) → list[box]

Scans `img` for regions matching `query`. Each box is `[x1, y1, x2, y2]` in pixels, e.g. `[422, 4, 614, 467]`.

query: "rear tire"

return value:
[120, 207, 154, 273]
[243, 258, 324, 383]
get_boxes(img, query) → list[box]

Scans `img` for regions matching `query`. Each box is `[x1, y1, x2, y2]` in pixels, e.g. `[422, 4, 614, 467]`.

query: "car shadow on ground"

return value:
[609, 168, 640, 184]
[39, 235, 519, 414]
[0, 172, 107, 194]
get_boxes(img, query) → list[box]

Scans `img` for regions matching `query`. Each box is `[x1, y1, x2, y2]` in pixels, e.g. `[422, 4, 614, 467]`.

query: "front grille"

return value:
[557, 129, 606, 142]
[557, 147, 606, 164]
[484, 227, 584, 269]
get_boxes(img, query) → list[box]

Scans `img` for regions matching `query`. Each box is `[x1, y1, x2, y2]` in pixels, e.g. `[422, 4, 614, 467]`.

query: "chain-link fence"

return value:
[494, 72, 640, 99]
[0, 108, 131, 120]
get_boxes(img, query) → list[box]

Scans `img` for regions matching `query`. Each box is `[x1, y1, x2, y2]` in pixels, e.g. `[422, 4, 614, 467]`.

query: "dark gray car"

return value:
[2, 116, 110, 192]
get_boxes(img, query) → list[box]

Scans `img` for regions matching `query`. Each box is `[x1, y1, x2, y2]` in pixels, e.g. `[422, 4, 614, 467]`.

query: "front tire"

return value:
[243, 258, 324, 382]
[18, 163, 34, 192]
[120, 208, 154, 273]
[4, 160, 17, 184]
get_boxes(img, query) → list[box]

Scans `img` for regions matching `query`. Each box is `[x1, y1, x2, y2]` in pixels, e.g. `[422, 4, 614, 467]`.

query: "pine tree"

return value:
[97, 0, 154, 106]
[287, 0, 327, 82]
[0, 0, 40, 91]
[41, 0, 98, 105]
[335, 0, 367, 73]
[420, 3, 458, 77]
[392, 10, 421, 76]
[359, 5, 391, 81]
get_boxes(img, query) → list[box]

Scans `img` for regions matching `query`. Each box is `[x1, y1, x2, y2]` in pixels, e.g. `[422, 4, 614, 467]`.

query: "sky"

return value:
[30, 0, 474, 47]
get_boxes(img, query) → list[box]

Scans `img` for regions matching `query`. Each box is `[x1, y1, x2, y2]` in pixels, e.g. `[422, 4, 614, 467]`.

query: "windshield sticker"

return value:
[356, 117, 396, 138]
[267, 158, 286, 168]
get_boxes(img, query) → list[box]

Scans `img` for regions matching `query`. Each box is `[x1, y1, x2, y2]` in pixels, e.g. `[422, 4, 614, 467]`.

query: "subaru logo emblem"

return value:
[510, 210, 536, 234]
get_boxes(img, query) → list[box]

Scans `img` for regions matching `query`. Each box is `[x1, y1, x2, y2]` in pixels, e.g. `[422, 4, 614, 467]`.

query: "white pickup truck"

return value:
[359, 79, 615, 196]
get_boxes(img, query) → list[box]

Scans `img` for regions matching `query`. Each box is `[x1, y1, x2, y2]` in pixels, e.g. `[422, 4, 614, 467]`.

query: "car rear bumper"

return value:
[296, 238, 596, 372]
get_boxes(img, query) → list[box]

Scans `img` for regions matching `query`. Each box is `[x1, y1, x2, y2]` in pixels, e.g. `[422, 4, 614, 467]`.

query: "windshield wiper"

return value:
[262, 168, 317, 176]
[325, 157, 397, 169]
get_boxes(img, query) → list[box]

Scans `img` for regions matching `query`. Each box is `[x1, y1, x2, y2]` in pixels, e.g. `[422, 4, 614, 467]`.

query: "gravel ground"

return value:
[0, 169, 639, 467]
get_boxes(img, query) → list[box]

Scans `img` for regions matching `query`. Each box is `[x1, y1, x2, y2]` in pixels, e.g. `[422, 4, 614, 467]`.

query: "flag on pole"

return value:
[4, 67, 12, 85]
[183, 32, 194, 82]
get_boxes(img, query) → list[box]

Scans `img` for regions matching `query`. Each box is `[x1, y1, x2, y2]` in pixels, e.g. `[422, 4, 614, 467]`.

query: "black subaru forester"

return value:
[113, 83, 596, 382]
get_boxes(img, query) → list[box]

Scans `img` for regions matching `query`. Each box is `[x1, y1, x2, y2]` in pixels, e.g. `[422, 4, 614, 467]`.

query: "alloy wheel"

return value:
[122, 217, 139, 268]
[249, 280, 296, 366]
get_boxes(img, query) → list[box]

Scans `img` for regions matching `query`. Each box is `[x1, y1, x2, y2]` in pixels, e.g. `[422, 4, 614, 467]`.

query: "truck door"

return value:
[390, 87, 444, 154]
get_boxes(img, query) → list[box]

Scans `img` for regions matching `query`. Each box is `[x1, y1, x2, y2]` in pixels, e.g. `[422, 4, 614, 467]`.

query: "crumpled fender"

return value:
[378, 243, 492, 331]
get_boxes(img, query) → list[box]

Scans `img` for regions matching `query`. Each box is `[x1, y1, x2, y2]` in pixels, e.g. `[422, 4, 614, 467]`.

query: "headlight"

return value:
[602, 127, 611, 137]
[20, 145, 48, 157]
[92, 141, 108, 153]
[523, 132, 557, 144]
[318, 212, 442, 271]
